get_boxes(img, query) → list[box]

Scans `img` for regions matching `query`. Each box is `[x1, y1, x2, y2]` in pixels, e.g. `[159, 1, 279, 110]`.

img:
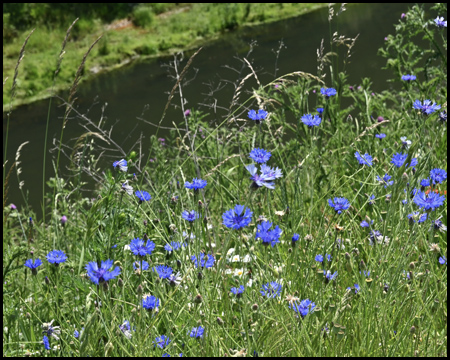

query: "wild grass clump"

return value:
[3, 3, 447, 357]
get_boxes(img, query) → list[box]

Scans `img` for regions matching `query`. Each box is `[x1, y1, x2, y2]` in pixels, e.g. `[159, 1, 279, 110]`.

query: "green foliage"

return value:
[131, 5, 155, 29]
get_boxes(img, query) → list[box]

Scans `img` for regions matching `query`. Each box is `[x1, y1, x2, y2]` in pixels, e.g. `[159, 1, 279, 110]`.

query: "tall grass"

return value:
[3, 3, 447, 357]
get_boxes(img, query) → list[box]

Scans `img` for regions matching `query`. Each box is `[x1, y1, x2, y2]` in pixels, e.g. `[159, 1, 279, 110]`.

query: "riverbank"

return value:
[3, 3, 329, 112]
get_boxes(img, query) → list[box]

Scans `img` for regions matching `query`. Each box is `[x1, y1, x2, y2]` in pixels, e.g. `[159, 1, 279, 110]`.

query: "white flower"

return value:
[227, 248, 235, 256]
[242, 254, 253, 263]
[231, 255, 241, 262]
[233, 268, 245, 278]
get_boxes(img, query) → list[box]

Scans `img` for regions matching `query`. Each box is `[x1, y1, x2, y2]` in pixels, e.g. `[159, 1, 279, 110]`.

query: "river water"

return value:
[3, 3, 420, 214]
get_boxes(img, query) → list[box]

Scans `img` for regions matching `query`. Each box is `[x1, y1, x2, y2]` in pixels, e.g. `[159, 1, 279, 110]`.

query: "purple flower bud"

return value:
[184, 109, 191, 117]
[401, 13, 406, 19]
[377, 116, 384, 123]
[349, 86, 354, 91]
[10, 203, 17, 210]
[61, 215, 68, 225]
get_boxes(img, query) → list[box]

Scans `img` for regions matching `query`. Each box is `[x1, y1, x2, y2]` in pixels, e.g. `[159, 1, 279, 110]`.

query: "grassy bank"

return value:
[3, 3, 327, 111]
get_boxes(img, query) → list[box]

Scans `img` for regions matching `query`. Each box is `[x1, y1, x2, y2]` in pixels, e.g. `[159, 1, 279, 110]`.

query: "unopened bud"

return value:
[217, 317, 224, 326]
[137, 285, 143, 294]
[410, 326, 416, 334]
[194, 294, 202, 304]
[118, 278, 124, 287]
[345, 252, 351, 260]
[409, 262, 415, 270]
[252, 303, 259, 311]
[143, 233, 149, 241]
[197, 272, 203, 280]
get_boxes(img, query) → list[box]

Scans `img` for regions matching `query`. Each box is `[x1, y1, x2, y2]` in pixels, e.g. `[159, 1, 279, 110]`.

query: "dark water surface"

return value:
[3, 3, 420, 214]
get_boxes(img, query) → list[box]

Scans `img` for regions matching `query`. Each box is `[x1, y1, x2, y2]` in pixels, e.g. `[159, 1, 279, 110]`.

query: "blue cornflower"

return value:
[401, 74, 416, 81]
[430, 168, 447, 185]
[164, 241, 185, 252]
[246, 164, 274, 189]
[420, 178, 431, 188]
[432, 218, 447, 232]
[154, 335, 170, 349]
[324, 270, 338, 281]
[113, 159, 128, 172]
[413, 191, 445, 211]
[439, 256, 447, 265]
[360, 220, 373, 228]
[43, 335, 50, 350]
[85, 259, 121, 285]
[191, 253, 215, 268]
[292, 233, 300, 242]
[413, 99, 441, 115]
[185, 178, 207, 190]
[375, 133, 386, 139]
[355, 152, 373, 166]
[377, 173, 394, 188]
[439, 110, 447, 122]
[361, 270, 371, 277]
[369, 230, 389, 246]
[327, 197, 350, 214]
[407, 157, 418, 169]
[347, 284, 360, 294]
[190, 326, 205, 339]
[290, 299, 316, 317]
[119, 320, 133, 339]
[24, 258, 42, 274]
[255, 221, 282, 247]
[391, 152, 408, 167]
[153, 265, 173, 279]
[400, 136, 412, 149]
[182, 210, 200, 222]
[260, 281, 282, 298]
[74, 329, 80, 338]
[133, 260, 150, 271]
[46, 250, 67, 265]
[261, 163, 283, 180]
[135, 190, 151, 202]
[230, 285, 245, 297]
[320, 87, 337, 98]
[130, 238, 156, 256]
[249, 148, 272, 164]
[301, 113, 322, 128]
[368, 194, 375, 205]
[248, 109, 268, 122]
[142, 295, 160, 311]
[434, 16, 447, 28]
[317, 107, 324, 114]
[222, 204, 253, 230]
[315, 254, 323, 262]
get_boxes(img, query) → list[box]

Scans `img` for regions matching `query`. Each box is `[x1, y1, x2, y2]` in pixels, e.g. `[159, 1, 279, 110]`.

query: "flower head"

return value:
[320, 87, 337, 98]
[324, 270, 338, 281]
[182, 210, 200, 222]
[260, 281, 282, 298]
[401, 74, 416, 81]
[355, 152, 373, 166]
[301, 113, 322, 127]
[60, 215, 68, 225]
[85, 260, 121, 285]
[154, 335, 170, 349]
[249, 148, 272, 164]
[185, 178, 207, 190]
[24, 258, 42, 274]
[153, 265, 173, 279]
[222, 204, 253, 230]
[391, 152, 408, 167]
[142, 295, 160, 311]
[377, 173, 394, 188]
[113, 159, 128, 172]
[292, 233, 300, 242]
[190, 326, 205, 339]
[135, 190, 151, 202]
[432, 218, 447, 232]
[164, 241, 185, 252]
[420, 178, 431, 188]
[430, 168, 447, 185]
[439, 256, 447, 265]
[43, 335, 50, 350]
[130, 238, 156, 257]
[230, 285, 245, 297]
[46, 250, 67, 265]
[255, 221, 282, 247]
[248, 109, 268, 122]
[375, 133, 386, 139]
[438, 110, 447, 122]
[413, 100, 441, 115]
[434, 16, 447, 28]
[317, 107, 324, 114]
[327, 197, 350, 214]
[119, 320, 133, 339]
[413, 191, 445, 211]
[290, 299, 316, 317]
[122, 181, 134, 195]
[368, 230, 389, 246]
[191, 253, 215, 268]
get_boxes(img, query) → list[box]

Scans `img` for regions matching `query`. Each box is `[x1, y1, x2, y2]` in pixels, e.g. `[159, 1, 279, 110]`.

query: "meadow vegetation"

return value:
[2, 3, 447, 357]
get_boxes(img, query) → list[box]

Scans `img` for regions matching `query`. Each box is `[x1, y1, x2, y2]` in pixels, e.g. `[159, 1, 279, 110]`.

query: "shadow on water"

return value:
[3, 3, 422, 214]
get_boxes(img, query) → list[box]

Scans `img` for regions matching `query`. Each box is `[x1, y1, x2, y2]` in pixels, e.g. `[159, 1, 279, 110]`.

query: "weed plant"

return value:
[3, 3, 447, 357]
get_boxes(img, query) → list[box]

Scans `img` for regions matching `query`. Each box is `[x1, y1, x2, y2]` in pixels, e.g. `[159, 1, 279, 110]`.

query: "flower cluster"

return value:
[401, 74, 416, 81]
[248, 109, 268, 122]
[260, 281, 282, 298]
[255, 221, 282, 247]
[191, 253, 215, 268]
[320, 87, 337, 97]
